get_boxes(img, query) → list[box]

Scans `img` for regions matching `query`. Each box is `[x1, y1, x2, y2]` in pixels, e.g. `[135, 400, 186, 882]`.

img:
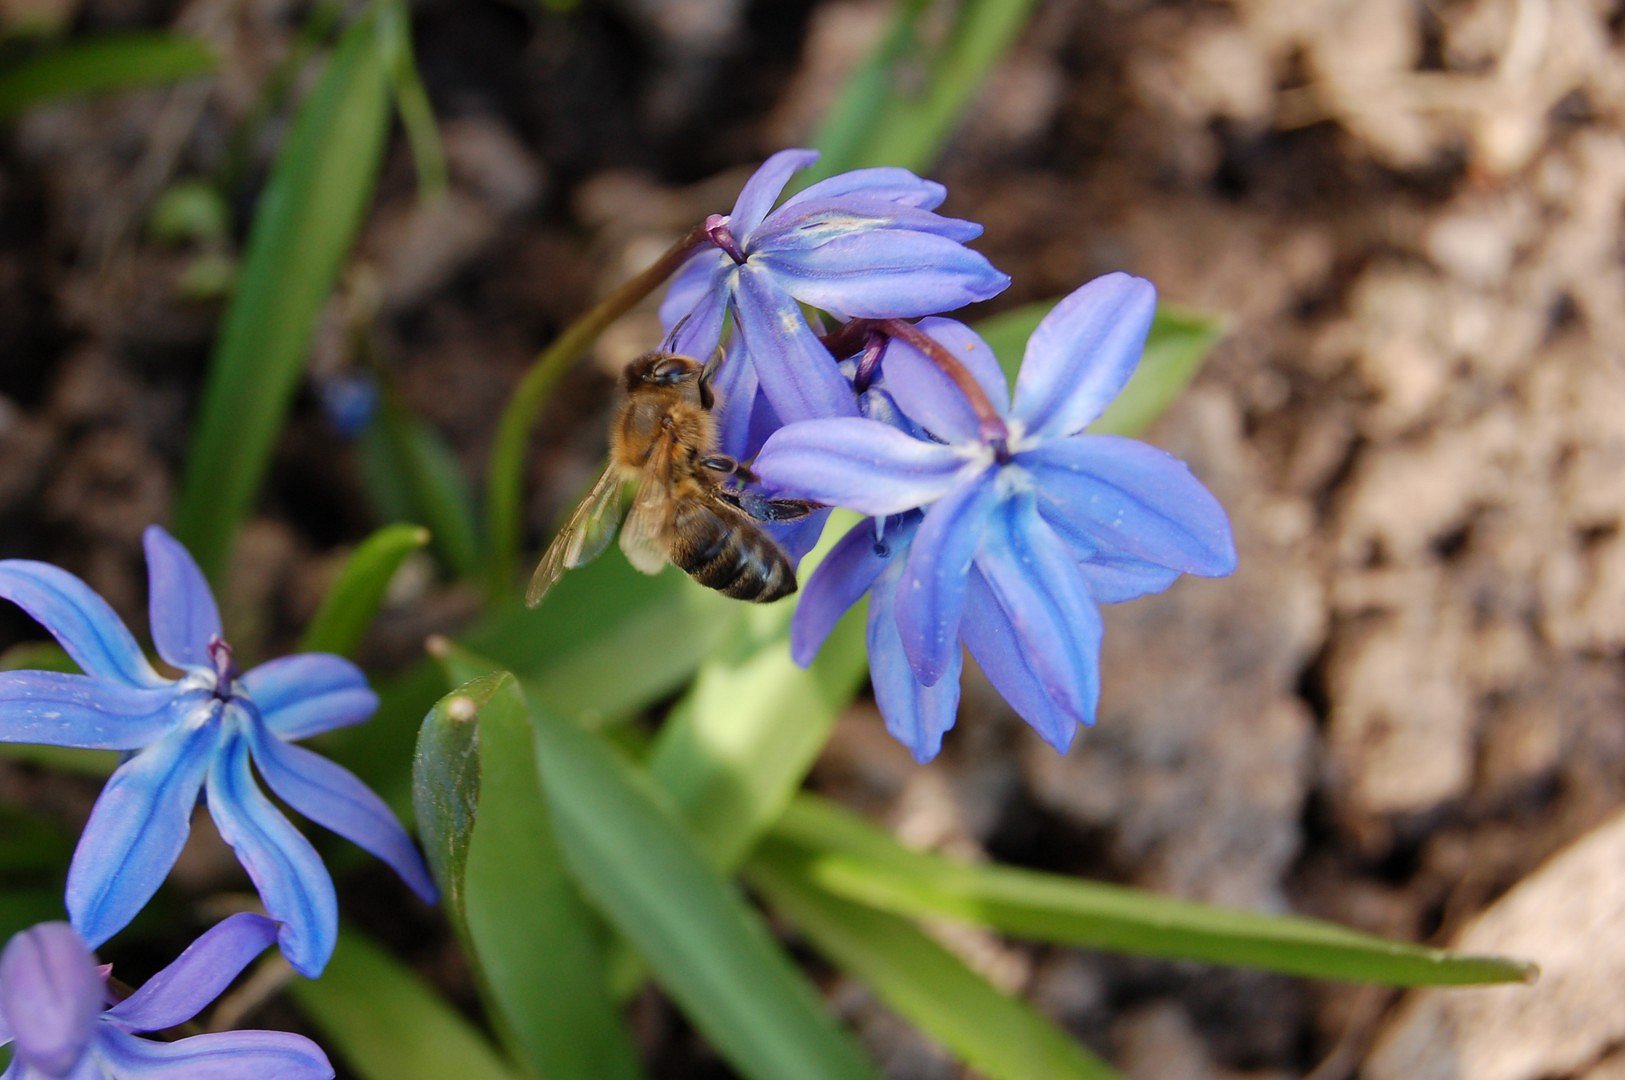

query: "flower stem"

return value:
[877, 317, 1009, 442]
[482, 222, 711, 597]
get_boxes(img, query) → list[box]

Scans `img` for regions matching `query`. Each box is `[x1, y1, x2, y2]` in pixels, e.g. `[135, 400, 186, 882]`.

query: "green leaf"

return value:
[646, 599, 868, 870]
[0, 32, 217, 120]
[299, 523, 429, 656]
[174, 7, 401, 580]
[289, 928, 520, 1080]
[413, 671, 642, 1080]
[526, 688, 879, 1080]
[750, 844, 1120, 1080]
[773, 798, 1536, 988]
[358, 392, 481, 579]
[808, 0, 1037, 179]
[327, 556, 740, 808]
[389, 29, 446, 199]
[974, 303, 1225, 438]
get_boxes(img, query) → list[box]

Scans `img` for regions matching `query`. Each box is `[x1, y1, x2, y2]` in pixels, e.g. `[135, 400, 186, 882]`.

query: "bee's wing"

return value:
[525, 466, 626, 607]
[618, 472, 674, 575]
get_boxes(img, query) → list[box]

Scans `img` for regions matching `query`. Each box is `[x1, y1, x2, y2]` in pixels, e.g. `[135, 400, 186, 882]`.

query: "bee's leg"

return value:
[696, 346, 725, 411]
[716, 487, 820, 522]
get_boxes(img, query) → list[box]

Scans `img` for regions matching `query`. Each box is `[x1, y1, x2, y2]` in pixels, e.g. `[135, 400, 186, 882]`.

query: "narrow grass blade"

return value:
[174, 7, 401, 580]
[299, 523, 429, 657]
[357, 393, 482, 578]
[389, 30, 446, 199]
[527, 693, 879, 1080]
[289, 928, 520, 1080]
[976, 303, 1225, 438]
[750, 843, 1121, 1080]
[807, 0, 1037, 179]
[774, 798, 1537, 988]
[0, 33, 216, 120]
[413, 670, 643, 1080]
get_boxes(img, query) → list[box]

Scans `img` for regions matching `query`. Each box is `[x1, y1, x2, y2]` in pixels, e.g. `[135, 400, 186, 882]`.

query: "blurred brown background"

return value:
[2, 0, 1623, 1076]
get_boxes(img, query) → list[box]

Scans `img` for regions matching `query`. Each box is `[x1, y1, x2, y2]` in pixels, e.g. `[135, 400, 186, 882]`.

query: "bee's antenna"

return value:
[662, 311, 694, 354]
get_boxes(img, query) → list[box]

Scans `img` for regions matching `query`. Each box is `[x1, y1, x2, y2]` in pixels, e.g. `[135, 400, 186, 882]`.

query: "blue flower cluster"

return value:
[1, 527, 433, 1074]
[0, 918, 330, 1078]
[662, 149, 1236, 762]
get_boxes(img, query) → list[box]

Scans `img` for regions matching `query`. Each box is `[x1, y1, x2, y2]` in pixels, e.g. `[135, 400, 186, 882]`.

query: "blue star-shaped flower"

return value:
[754, 273, 1237, 761]
[658, 148, 1010, 427]
[0, 527, 436, 977]
[0, 917, 332, 1078]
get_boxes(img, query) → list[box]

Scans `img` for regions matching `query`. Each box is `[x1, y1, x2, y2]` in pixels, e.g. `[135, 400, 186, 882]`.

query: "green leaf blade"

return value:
[175, 8, 400, 580]
[413, 671, 643, 1080]
[751, 843, 1121, 1080]
[299, 523, 429, 657]
[775, 798, 1535, 988]
[0, 33, 217, 120]
[527, 694, 879, 1080]
[289, 928, 519, 1080]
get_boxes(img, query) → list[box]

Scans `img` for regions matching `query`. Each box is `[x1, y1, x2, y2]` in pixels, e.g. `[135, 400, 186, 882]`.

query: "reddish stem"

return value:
[877, 318, 1009, 445]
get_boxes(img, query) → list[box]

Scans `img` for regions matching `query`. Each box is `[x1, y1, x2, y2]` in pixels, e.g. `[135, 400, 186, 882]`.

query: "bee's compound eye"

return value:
[647, 357, 696, 385]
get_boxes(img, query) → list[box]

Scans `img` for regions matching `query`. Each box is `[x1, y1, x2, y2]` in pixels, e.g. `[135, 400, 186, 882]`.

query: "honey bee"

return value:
[524, 350, 819, 608]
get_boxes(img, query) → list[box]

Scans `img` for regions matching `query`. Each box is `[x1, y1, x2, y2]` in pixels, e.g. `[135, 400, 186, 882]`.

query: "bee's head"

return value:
[625, 352, 701, 391]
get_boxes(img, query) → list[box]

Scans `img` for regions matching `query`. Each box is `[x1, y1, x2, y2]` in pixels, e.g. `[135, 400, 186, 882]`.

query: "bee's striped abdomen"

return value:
[671, 503, 796, 603]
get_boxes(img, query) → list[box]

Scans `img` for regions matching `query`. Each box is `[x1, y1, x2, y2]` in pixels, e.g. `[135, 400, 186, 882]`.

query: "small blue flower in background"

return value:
[0, 527, 437, 977]
[658, 148, 1010, 427]
[755, 273, 1237, 761]
[0, 917, 332, 1078]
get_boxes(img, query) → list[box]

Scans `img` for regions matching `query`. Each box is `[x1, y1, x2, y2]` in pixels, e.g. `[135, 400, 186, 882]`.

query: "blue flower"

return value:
[754, 273, 1236, 760]
[0, 527, 437, 977]
[0, 917, 332, 1078]
[658, 149, 1010, 428]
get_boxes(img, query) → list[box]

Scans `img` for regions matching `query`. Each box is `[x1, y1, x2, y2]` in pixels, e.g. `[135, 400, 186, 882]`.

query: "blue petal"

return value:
[879, 318, 1010, 443]
[960, 570, 1082, 753]
[730, 265, 858, 423]
[868, 556, 961, 763]
[104, 914, 278, 1034]
[972, 495, 1103, 740]
[246, 723, 437, 903]
[0, 923, 102, 1076]
[0, 672, 183, 749]
[142, 526, 222, 671]
[659, 249, 721, 330]
[205, 730, 338, 978]
[1036, 501, 1185, 601]
[780, 166, 947, 211]
[0, 562, 162, 688]
[790, 515, 911, 666]
[753, 418, 971, 517]
[67, 721, 218, 948]
[755, 230, 1009, 320]
[1012, 272, 1156, 438]
[95, 1026, 333, 1080]
[894, 474, 998, 686]
[1075, 554, 1182, 603]
[239, 655, 377, 741]
[752, 196, 983, 248]
[660, 253, 730, 358]
[709, 336, 761, 461]
[1020, 435, 1236, 576]
[730, 148, 819, 239]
